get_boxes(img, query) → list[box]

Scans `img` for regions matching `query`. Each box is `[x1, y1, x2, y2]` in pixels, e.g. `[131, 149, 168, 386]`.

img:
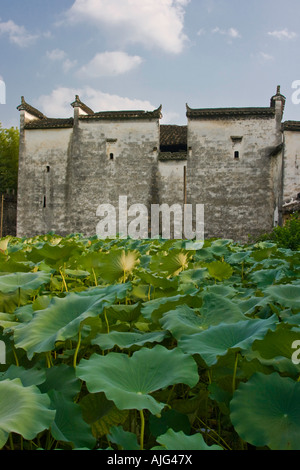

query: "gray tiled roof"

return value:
[283, 121, 300, 131]
[158, 152, 187, 161]
[79, 105, 162, 121]
[186, 104, 275, 120]
[24, 118, 74, 129]
[160, 125, 187, 152]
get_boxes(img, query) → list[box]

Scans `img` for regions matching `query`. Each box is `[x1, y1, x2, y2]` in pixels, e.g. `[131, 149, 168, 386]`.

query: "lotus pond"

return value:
[0, 234, 300, 451]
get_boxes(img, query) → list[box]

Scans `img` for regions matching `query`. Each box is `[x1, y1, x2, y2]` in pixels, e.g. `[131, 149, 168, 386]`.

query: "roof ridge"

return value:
[17, 96, 46, 120]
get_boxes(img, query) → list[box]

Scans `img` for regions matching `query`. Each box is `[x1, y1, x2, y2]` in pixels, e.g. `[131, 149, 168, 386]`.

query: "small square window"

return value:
[234, 151, 240, 159]
[110, 153, 114, 160]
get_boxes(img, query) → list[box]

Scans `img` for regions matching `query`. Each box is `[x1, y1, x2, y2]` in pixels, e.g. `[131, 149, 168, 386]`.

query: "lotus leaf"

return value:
[0, 378, 55, 449]
[13, 290, 118, 359]
[178, 315, 278, 366]
[154, 428, 223, 450]
[230, 372, 300, 450]
[92, 330, 168, 350]
[76, 344, 199, 415]
[0, 271, 51, 294]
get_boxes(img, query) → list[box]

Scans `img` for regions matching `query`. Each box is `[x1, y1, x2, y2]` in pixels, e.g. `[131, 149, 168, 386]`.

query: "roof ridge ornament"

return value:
[17, 96, 46, 120]
[70, 95, 94, 115]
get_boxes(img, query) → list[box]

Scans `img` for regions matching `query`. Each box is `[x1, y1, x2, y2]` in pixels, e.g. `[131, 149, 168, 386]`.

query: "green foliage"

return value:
[0, 123, 19, 192]
[257, 214, 300, 251]
[0, 233, 299, 450]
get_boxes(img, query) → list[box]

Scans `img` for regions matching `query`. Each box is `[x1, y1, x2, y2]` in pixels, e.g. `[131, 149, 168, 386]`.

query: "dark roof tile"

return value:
[186, 104, 275, 120]
[80, 105, 162, 121]
[24, 118, 74, 129]
[283, 121, 300, 131]
[160, 125, 187, 152]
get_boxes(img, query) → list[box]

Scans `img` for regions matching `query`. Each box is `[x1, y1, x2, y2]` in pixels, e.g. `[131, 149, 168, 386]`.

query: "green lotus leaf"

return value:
[160, 305, 204, 340]
[39, 364, 81, 399]
[178, 268, 209, 287]
[251, 245, 277, 261]
[92, 330, 168, 350]
[0, 365, 46, 387]
[230, 372, 300, 450]
[105, 303, 141, 323]
[205, 261, 233, 282]
[149, 409, 191, 438]
[48, 390, 96, 449]
[200, 293, 247, 326]
[13, 289, 118, 359]
[0, 312, 19, 330]
[76, 344, 199, 415]
[138, 269, 179, 289]
[154, 429, 223, 450]
[0, 271, 51, 294]
[0, 378, 55, 449]
[141, 293, 202, 323]
[27, 242, 81, 267]
[249, 268, 288, 287]
[107, 425, 139, 450]
[178, 315, 278, 366]
[80, 392, 128, 438]
[247, 324, 300, 376]
[225, 251, 252, 264]
[264, 285, 300, 309]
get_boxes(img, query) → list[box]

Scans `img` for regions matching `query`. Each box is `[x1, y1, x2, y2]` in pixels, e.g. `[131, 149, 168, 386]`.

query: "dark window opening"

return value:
[234, 151, 240, 159]
[46, 165, 50, 173]
[43, 196, 46, 208]
[110, 153, 114, 160]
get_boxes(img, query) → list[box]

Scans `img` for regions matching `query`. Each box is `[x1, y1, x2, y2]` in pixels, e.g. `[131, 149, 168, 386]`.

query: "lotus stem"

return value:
[92, 268, 98, 286]
[104, 308, 110, 334]
[12, 346, 19, 367]
[139, 409, 145, 450]
[59, 269, 68, 292]
[232, 352, 239, 394]
[73, 327, 82, 368]
[9, 433, 14, 450]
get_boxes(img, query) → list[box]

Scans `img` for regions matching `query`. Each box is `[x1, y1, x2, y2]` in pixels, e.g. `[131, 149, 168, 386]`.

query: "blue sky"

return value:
[0, 0, 299, 129]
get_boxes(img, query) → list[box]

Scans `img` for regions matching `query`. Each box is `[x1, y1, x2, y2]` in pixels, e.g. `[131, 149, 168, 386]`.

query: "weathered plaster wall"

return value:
[17, 128, 73, 236]
[283, 130, 300, 202]
[186, 116, 281, 242]
[67, 118, 160, 236]
[157, 159, 186, 206]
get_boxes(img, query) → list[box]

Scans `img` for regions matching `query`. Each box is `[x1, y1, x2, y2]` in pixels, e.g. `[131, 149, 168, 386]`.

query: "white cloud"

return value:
[268, 29, 297, 40]
[35, 86, 156, 118]
[197, 28, 206, 36]
[65, 0, 190, 54]
[47, 49, 67, 61]
[259, 51, 274, 61]
[212, 27, 241, 39]
[46, 49, 77, 74]
[0, 19, 38, 47]
[251, 51, 274, 63]
[78, 51, 143, 78]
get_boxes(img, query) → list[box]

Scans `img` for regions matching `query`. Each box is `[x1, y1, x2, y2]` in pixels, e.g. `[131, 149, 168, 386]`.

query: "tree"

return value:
[0, 123, 19, 193]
